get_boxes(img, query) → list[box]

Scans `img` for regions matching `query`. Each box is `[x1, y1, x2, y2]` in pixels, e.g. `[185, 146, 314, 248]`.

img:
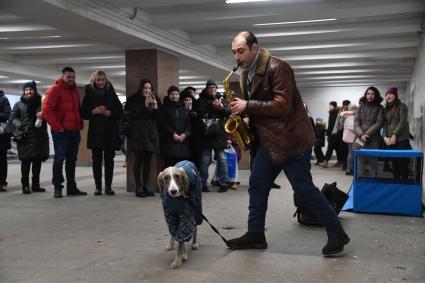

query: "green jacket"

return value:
[383, 102, 410, 142]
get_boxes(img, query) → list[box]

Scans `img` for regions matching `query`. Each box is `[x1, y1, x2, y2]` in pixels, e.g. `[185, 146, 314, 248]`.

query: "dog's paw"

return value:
[170, 260, 183, 269]
[165, 242, 175, 251]
[191, 243, 199, 250]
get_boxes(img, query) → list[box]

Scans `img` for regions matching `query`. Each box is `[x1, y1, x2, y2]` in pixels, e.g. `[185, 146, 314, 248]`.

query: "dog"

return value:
[157, 160, 203, 269]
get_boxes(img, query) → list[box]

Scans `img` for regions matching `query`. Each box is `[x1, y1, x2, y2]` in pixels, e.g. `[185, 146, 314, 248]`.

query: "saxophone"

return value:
[223, 64, 254, 151]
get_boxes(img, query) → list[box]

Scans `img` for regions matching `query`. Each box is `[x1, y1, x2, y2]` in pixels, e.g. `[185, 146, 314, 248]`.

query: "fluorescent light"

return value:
[3, 43, 95, 50]
[256, 28, 348, 37]
[84, 65, 125, 70]
[0, 75, 9, 79]
[226, 0, 272, 3]
[268, 43, 365, 51]
[255, 18, 337, 26]
[2, 80, 42, 84]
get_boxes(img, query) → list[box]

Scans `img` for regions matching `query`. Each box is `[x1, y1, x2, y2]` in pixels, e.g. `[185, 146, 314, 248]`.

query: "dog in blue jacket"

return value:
[157, 160, 203, 269]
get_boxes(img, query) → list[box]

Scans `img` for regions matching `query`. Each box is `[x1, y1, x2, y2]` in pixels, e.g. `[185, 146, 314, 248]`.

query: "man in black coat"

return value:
[0, 90, 11, 192]
[193, 80, 231, 193]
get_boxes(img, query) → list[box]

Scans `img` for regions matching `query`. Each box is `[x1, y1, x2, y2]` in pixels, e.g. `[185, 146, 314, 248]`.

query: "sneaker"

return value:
[318, 160, 328, 167]
[218, 186, 228, 193]
[227, 232, 268, 250]
[54, 190, 63, 198]
[202, 185, 210, 192]
[322, 231, 350, 256]
[67, 188, 87, 196]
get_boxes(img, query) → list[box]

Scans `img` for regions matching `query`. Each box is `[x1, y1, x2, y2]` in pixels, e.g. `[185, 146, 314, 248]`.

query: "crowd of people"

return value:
[0, 30, 415, 257]
[313, 86, 412, 180]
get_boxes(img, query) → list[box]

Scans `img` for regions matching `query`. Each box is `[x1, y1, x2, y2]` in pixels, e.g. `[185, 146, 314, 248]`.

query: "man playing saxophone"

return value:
[227, 31, 350, 256]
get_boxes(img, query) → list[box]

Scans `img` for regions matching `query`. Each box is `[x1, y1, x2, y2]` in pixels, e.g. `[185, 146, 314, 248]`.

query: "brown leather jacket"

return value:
[241, 48, 315, 164]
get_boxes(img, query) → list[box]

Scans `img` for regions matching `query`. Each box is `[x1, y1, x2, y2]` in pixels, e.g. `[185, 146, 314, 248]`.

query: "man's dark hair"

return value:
[62, 66, 75, 74]
[245, 31, 258, 49]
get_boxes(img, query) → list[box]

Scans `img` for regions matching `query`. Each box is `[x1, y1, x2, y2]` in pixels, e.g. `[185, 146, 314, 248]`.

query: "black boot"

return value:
[105, 187, 115, 195]
[22, 185, 31, 194]
[0, 184, 7, 192]
[67, 187, 87, 196]
[322, 231, 350, 256]
[142, 185, 155, 197]
[31, 184, 46, 193]
[227, 232, 268, 250]
[94, 185, 102, 196]
[135, 185, 146, 198]
[54, 190, 62, 198]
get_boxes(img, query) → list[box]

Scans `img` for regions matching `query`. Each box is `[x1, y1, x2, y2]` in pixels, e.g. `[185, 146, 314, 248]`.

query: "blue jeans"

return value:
[248, 145, 342, 234]
[199, 148, 228, 187]
[51, 130, 80, 190]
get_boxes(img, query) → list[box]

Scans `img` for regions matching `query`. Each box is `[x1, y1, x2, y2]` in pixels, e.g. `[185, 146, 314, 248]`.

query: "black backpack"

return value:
[293, 182, 348, 226]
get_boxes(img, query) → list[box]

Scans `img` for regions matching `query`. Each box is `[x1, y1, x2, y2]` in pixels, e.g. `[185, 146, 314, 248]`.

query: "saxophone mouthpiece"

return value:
[233, 64, 239, 72]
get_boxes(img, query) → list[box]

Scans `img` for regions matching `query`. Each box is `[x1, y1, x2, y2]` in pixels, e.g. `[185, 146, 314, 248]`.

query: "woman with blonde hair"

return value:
[80, 71, 123, 195]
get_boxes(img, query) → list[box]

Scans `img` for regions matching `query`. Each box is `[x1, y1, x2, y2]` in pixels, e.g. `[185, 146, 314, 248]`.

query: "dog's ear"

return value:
[157, 171, 165, 194]
[178, 168, 190, 194]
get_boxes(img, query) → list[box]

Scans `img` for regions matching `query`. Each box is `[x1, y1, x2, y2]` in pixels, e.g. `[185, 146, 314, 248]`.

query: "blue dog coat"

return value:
[161, 160, 203, 242]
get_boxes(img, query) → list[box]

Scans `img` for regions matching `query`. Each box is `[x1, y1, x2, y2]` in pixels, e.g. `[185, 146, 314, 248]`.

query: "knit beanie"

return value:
[206, 80, 218, 88]
[22, 80, 37, 92]
[167, 85, 180, 95]
[385, 87, 398, 99]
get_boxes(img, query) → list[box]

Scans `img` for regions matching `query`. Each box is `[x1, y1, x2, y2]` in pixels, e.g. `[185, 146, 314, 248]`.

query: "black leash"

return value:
[182, 194, 231, 248]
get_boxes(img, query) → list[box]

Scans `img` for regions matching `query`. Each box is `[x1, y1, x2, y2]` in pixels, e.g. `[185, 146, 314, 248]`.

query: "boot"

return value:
[0, 184, 7, 192]
[322, 231, 350, 256]
[142, 185, 155, 197]
[135, 185, 146, 198]
[227, 232, 268, 250]
[67, 187, 87, 196]
[318, 160, 328, 167]
[54, 190, 63, 198]
[94, 185, 102, 196]
[22, 185, 31, 194]
[105, 187, 115, 195]
[31, 184, 46, 193]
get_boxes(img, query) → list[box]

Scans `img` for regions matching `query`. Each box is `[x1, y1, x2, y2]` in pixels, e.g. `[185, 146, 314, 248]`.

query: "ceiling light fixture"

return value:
[255, 18, 337, 26]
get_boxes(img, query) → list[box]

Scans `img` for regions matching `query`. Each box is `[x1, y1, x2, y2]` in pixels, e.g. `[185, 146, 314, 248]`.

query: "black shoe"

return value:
[227, 232, 268, 250]
[322, 231, 350, 256]
[31, 186, 46, 193]
[22, 185, 31, 194]
[67, 188, 87, 196]
[345, 170, 353, 176]
[142, 185, 155, 197]
[202, 185, 210, 192]
[105, 187, 115, 195]
[94, 188, 102, 196]
[0, 184, 7, 192]
[210, 180, 220, 187]
[218, 186, 228, 193]
[271, 182, 281, 189]
[54, 190, 63, 198]
[135, 185, 146, 198]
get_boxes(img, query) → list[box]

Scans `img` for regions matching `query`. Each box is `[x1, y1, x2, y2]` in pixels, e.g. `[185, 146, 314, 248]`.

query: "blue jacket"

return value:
[161, 160, 203, 242]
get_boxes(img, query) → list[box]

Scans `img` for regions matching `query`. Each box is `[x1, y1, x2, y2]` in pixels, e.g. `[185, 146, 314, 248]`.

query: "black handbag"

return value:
[293, 182, 348, 226]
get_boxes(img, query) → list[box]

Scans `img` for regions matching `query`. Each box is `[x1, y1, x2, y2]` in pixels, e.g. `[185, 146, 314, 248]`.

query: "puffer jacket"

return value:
[383, 102, 410, 143]
[242, 48, 315, 164]
[9, 94, 49, 161]
[0, 91, 11, 150]
[43, 78, 83, 132]
[354, 102, 384, 149]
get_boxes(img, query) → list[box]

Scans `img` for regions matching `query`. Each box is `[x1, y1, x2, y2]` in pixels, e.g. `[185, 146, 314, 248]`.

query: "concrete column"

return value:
[229, 81, 250, 170]
[76, 86, 91, 167]
[125, 49, 179, 192]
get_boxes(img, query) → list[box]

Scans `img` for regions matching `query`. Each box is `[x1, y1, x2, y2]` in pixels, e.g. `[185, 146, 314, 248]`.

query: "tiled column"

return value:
[125, 49, 179, 192]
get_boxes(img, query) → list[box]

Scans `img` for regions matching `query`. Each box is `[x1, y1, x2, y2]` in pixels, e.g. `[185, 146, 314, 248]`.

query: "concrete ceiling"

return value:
[0, 0, 424, 96]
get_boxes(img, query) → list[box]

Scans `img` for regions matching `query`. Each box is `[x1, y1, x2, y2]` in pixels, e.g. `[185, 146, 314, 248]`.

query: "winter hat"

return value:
[206, 80, 218, 88]
[167, 85, 180, 95]
[329, 101, 337, 108]
[342, 100, 351, 106]
[315, 116, 324, 122]
[385, 87, 398, 98]
[183, 86, 196, 93]
[180, 88, 194, 101]
[22, 80, 37, 92]
[0, 90, 4, 96]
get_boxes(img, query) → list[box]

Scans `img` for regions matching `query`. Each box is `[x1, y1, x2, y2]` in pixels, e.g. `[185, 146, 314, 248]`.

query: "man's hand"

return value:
[104, 110, 111, 117]
[360, 134, 369, 143]
[230, 97, 247, 115]
[390, 135, 397, 145]
[36, 112, 43, 119]
[173, 133, 180, 142]
[212, 99, 223, 110]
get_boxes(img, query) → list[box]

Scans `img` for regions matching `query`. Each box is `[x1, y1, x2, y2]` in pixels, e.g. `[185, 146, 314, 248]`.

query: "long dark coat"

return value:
[80, 84, 124, 150]
[124, 92, 160, 153]
[9, 94, 49, 161]
[159, 98, 191, 159]
[193, 90, 230, 150]
[0, 92, 11, 150]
